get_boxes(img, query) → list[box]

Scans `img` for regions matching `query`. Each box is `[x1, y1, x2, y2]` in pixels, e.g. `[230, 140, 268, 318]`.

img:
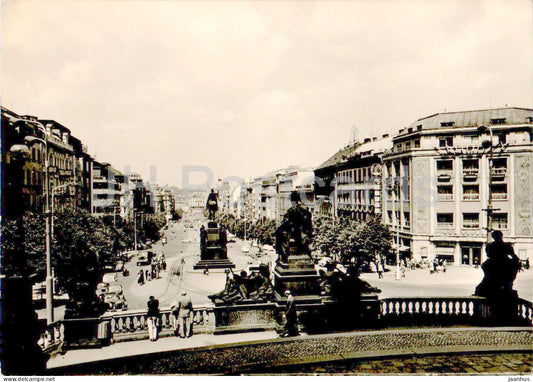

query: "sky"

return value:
[2, 0, 532, 188]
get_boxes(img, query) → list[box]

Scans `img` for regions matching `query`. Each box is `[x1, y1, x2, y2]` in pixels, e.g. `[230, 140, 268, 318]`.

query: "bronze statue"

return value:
[275, 191, 312, 263]
[475, 231, 521, 297]
[208, 264, 274, 303]
[206, 189, 218, 220]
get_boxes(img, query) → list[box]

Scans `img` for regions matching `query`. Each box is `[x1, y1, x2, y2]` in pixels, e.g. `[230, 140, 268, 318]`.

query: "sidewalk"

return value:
[48, 327, 532, 374]
[47, 330, 279, 369]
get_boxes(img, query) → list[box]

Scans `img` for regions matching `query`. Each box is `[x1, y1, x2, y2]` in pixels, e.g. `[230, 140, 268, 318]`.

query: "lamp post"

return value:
[23, 122, 53, 324]
[478, 125, 495, 246]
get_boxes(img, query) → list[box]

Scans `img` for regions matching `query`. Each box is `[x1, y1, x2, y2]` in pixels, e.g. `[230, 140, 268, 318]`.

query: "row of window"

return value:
[437, 184, 508, 201]
[436, 212, 508, 229]
[387, 211, 509, 230]
[436, 157, 507, 171]
[337, 166, 375, 184]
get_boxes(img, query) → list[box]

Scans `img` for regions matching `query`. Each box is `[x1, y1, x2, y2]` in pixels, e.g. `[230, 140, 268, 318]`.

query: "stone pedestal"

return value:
[62, 317, 104, 349]
[194, 221, 235, 270]
[213, 302, 277, 334]
[272, 253, 322, 307]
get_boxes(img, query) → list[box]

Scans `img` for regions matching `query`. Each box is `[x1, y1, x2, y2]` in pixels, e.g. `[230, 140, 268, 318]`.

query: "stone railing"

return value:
[380, 296, 533, 326]
[38, 320, 64, 354]
[100, 305, 215, 343]
[517, 298, 533, 324]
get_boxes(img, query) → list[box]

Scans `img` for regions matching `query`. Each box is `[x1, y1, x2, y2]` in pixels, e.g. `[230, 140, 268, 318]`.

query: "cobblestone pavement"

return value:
[53, 327, 532, 375]
[254, 352, 532, 375]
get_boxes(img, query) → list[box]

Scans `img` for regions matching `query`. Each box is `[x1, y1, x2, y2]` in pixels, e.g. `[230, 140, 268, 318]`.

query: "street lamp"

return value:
[477, 125, 495, 246]
[22, 122, 54, 324]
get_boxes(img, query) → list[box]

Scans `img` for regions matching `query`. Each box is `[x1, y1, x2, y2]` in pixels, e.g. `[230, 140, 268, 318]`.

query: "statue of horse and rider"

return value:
[206, 189, 218, 220]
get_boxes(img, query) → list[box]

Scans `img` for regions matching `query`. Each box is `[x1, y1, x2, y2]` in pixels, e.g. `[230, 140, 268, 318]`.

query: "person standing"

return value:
[170, 300, 180, 336]
[146, 296, 160, 341]
[177, 292, 193, 338]
[137, 270, 145, 286]
[282, 289, 298, 337]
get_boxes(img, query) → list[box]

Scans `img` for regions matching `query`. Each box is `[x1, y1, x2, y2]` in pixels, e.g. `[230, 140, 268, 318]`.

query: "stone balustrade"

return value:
[38, 320, 64, 354]
[100, 305, 215, 343]
[38, 297, 532, 351]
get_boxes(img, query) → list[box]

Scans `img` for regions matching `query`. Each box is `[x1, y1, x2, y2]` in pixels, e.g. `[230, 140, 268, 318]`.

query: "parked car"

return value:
[241, 245, 250, 253]
[115, 261, 125, 272]
[261, 244, 274, 252]
[136, 253, 151, 266]
[102, 272, 118, 284]
[104, 288, 128, 311]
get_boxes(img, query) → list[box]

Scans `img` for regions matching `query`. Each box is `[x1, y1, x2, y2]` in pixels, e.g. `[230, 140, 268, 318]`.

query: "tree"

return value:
[311, 215, 393, 273]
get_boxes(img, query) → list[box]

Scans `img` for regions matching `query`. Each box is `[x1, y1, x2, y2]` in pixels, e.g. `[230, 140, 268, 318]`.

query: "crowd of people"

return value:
[137, 254, 167, 286]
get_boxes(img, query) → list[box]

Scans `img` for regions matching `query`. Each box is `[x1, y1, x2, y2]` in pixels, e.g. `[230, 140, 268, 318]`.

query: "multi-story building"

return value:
[278, 166, 315, 221]
[90, 161, 121, 216]
[382, 107, 533, 265]
[315, 135, 392, 221]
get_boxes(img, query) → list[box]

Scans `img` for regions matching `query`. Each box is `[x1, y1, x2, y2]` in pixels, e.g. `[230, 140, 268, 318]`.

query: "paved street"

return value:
[359, 263, 533, 302]
[119, 211, 277, 310]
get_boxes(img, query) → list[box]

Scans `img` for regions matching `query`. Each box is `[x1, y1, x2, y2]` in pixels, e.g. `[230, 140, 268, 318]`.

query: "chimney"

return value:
[382, 134, 389, 138]
[364, 138, 371, 143]
[372, 137, 377, 141]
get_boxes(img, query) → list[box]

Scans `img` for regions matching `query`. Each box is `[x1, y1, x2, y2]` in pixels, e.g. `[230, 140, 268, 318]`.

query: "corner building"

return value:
[382, 107, 533, 265]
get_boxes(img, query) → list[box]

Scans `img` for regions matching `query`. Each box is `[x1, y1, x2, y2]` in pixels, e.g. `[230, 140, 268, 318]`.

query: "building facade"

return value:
[382, 107, 533, 265]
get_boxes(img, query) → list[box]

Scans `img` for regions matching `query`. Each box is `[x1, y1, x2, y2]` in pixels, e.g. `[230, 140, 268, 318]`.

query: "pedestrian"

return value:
[177, 291, 193, 338]
[137, 270, 145, 286]
[170, 300, 180, 336]
[282, 289, 298, 337]
[377, 262, 384, 279]
[146, 296, 160, 341]
[145, 268, 151, 282]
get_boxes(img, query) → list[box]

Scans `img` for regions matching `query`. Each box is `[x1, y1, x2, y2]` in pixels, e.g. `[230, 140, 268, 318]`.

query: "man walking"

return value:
[177, 292, 193, 338]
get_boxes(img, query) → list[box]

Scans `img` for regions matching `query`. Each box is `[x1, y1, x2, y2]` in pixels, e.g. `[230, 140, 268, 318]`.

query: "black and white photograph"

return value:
[1, 0, 532, 377]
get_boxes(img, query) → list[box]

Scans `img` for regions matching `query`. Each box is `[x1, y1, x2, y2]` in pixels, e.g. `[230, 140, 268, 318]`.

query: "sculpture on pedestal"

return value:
[275, 192, 313, 263]
[206, 189, 218, 220]
[475, 230, 521, 298]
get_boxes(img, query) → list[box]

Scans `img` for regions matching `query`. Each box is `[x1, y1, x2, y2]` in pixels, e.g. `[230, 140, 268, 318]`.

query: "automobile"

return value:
[102, 263, 115, 273]
[115, 261, 125, 272]
[251, 241, 258, 247]
[315, 257, 347, 276]
[228, 233, 236, 239]
[241, 245, 250, 253]
[182, 239, 192, 243]
[97, 282, 109, 298]
[104, 289, 128, 311]
[136, 253, 151, 266]
[227, 238, 236, 243]
[102, 272, 118, 284]
[261, 244, 274, 252]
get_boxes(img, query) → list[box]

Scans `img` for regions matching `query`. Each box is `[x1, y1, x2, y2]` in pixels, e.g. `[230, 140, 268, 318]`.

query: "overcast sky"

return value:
[2, 0, 532, 187]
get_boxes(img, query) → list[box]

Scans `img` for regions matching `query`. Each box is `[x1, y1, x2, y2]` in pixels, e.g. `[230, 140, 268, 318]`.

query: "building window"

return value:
[462, 185, 480, 200]
[436, 159, 453, 171]
[440, 121, 455, 127]
[490, 184, 508, 200]
[437, 213, 454, 228]
[414, 139, 420, 148]
[490, 118, 506, 125]
[463, 213, 480, 229]
[439, 136, 454, 147]
[492, 213, 508, 230]
[437, 185, 453, 201]
[403, 212, 410, 228]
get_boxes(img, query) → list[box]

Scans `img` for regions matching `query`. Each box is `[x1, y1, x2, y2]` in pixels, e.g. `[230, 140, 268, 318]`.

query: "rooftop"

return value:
[401, 107, 533, 135]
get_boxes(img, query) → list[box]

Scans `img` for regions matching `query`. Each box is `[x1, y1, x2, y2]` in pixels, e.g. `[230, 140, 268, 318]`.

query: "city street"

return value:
[359, 262, 533, 302]
[118, 211, 277, 310]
